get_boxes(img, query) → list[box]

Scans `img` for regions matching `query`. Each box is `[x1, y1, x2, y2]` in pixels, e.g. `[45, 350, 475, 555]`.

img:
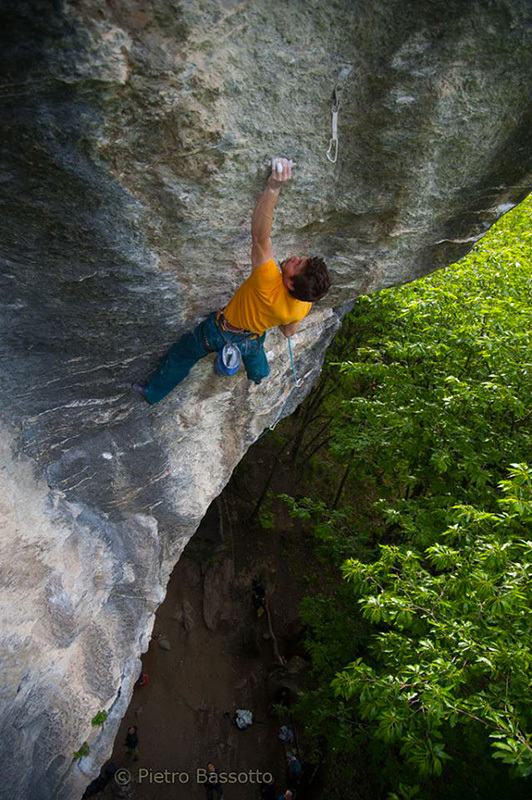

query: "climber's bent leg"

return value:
[144, 330, 208, 404]
[143, 313, 223, 404]
[240, 335, 270, 385]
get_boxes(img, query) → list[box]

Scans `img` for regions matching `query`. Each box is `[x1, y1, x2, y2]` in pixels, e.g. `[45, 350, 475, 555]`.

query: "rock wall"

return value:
[1, 1, 532, 797]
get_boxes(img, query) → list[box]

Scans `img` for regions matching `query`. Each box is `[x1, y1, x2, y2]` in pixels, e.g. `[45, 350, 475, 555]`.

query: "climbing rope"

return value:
[255, 337, 302, 440]
[266, 336, 303, 432]
[287, 336, 303, 390]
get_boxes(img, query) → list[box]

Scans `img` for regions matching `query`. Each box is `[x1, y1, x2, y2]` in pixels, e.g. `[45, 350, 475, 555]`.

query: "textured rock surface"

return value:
[1, 1, 532, 798]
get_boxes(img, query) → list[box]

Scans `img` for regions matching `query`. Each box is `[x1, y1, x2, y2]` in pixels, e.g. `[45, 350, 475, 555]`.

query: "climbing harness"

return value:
[326, 86, 340, 164]
[214, 342, 242, 376]
[216, 311, 259, 340]
[267, 336, 303, 432]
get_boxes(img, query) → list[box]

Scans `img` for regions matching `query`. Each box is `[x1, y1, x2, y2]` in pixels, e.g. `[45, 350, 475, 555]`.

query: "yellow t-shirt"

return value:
[223, 259, 311, 334]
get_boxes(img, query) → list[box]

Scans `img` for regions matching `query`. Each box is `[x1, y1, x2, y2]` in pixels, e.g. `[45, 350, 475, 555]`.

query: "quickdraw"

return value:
[326, 86, 340, 164]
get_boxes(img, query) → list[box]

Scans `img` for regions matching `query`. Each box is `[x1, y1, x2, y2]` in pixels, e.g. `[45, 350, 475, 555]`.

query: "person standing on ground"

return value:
[278, 790, 293, 800]
[124, 725, 139, 761]
[260, 774, 277, 799]
[205, 761, 224, 799]
[286, 753, 302, 790]
[133, 157, 331, 405]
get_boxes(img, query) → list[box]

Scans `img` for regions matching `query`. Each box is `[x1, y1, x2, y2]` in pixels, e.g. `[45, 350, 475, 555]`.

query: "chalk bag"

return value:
[214, 343, 242, 376]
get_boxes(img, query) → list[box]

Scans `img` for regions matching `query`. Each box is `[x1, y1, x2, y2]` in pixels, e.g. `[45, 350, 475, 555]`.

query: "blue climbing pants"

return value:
[144, 312, 270, 404]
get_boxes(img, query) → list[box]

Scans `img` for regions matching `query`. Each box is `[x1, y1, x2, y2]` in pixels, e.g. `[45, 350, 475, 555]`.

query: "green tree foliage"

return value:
[72, 742, 90, 762]
[91, 710, 108, 727]
[329, 198, 532, 532]
[292, 197, 532, 798]
[337, 465, 532, 778]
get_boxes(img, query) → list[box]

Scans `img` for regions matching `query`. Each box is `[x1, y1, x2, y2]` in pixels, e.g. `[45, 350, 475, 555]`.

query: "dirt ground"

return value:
[104, 436, 320, 800]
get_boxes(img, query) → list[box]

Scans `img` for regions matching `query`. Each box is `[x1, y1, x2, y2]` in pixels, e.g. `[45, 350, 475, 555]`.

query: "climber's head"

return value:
[281, 255, 331, 302]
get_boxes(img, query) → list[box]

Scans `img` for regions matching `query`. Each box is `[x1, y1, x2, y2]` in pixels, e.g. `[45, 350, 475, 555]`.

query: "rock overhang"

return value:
[1, 1, 532, 797]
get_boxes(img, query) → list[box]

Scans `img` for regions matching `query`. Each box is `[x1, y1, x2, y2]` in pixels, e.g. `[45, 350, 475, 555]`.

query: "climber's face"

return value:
[281, 255, 308, 291]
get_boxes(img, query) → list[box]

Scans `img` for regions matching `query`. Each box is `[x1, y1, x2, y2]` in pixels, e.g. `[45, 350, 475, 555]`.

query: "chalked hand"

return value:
[268, 156, 293, 187]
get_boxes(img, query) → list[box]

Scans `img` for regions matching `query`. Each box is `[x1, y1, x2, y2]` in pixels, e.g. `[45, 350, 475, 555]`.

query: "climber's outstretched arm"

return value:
[251, 157, 292, 269]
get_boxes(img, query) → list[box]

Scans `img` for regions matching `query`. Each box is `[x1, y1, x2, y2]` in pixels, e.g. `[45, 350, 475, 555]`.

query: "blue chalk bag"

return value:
[214, 343, 242, 376]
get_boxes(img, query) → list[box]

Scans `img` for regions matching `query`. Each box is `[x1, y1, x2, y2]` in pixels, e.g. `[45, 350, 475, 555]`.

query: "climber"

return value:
[133, 157, 331, 404]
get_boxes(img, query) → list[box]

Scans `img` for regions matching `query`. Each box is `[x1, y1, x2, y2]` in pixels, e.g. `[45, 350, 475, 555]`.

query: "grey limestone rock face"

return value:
[1, 1, 532, 797]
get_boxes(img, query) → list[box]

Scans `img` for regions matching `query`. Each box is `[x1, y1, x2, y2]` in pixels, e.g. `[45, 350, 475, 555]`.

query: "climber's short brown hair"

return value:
[289, 257, 331, 302]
